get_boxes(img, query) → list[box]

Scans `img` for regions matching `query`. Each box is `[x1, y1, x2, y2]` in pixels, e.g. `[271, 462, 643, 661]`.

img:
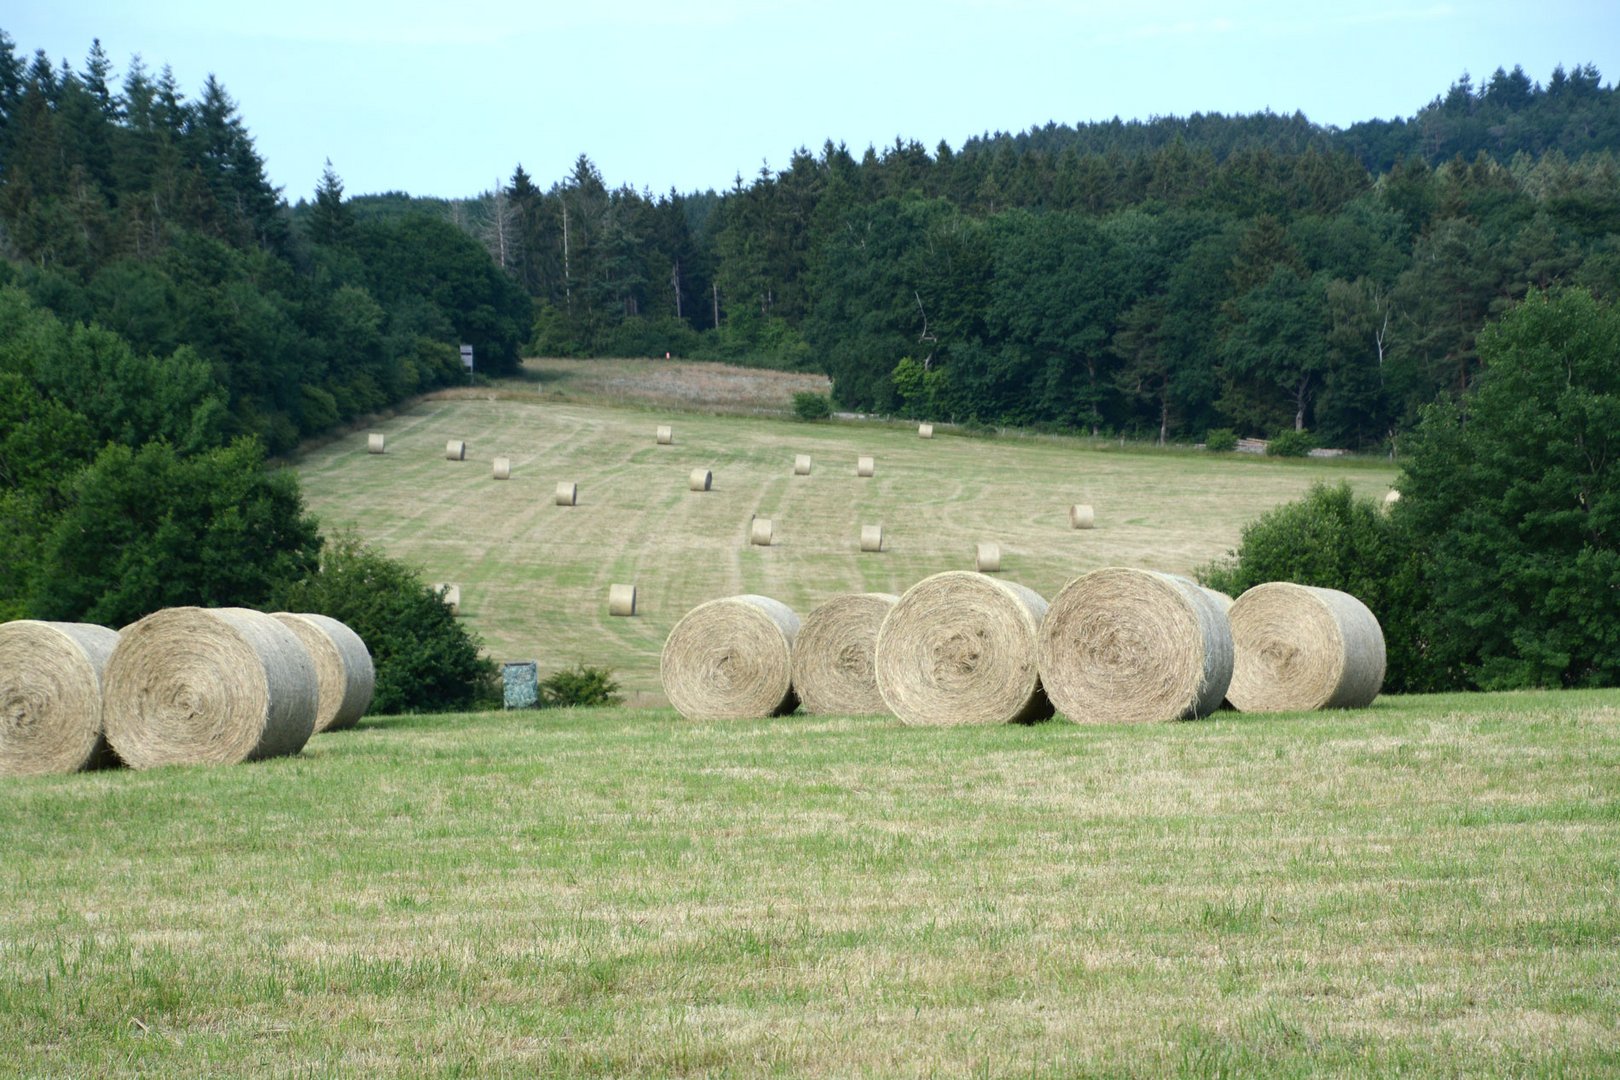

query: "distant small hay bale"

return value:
[103, 607, 317, 769]
[792, 593, 900, 716]
[689, 468, 713, 491]
[555, 481, 578, 506]
[660, 595, 800, 720]
[975, 542, 1002, 573]
[492, 457, 511, 480]
[434, 583, 461, 615]
[367, 433, 386, 454]
[1384, 489, 1401, 507]
[793, 454, 812, 476]
[1070, 504, 1095, 530]
[1227, 582, 1386, 712]
[445, 440, 467, 461]
[656, 425, 674, 445]
[750, 518, 774, 546]
[1037, 568, 1232, 725]
[874, 571, 1051, 727]
[270, 613, 375, 733]
[918, 424, 934, 439]
[608, 584, 638, 617]
[857, 455, 875, 477]
[0, 621, 120, 776]
[860, 525, 884, 552]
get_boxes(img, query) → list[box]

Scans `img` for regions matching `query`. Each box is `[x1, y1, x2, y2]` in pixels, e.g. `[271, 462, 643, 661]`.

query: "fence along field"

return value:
[294, 364, 1396, 705]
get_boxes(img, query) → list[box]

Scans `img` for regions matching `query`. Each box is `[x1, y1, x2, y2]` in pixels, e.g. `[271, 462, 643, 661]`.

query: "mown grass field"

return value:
[293, 359, 1397, 704]
[3, 692, 1617, 1077]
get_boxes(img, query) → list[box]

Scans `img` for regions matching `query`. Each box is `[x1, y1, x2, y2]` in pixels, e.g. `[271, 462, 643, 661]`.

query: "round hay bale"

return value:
[793, 454, 812, 476]
[792, 593, 900, 716]
[269, 613, 375, 733]
[860, 525, 884, 553]
[446, 440, 466, 461]
[874, 571, 1051, 727]
[856, 455, 875, 477]
[689, 468, 712, 492]
[608, 584, 637, 616]
[1036, 568, 1232, 725]
[367, 433, 386, 454]
[749, 518, 774, 546]
[1227, 582, 1386, 712]
[660, 595, 800, 720]
[103, 607, 318, 768]
[555, 481, 578, 506]
[656, 424, 674, 445]
[435, 583, 461, 616]
[1384, 489, 1401, 507]
[918, 423, 934, 439]
[975, 542, 1002, 573]
[1070, 504, 1095, 530]
[492, 457, 511, 480]
[0, 621, 121, 776]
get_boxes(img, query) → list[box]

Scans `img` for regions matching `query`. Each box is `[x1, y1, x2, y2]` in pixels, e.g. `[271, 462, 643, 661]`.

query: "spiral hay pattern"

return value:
[874, 572, 1051, 727]
[270, 613, 375, 733]
[0, 621, 121, 776]
[1227, 583, 1386, 712]
[792, 593, 900, 716]
[660, 595, 800, 720]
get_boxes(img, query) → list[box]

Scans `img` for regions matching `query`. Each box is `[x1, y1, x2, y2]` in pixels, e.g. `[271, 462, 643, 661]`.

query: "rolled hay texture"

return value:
[975, 542, 1002, 573]
[856, 455, 875, 477]
[793, 454, 812, 476]
[792, 593, 900, 716]
[608, 584, 638, 616]
[1227, 583, 1386, 712]
[0, 621, 121, 776]
[1070, 503, 1096, 530]
[492, 457, 512, 480]
[367, 433, 386, 454]
[1036, 567, 1232, 725]
[446, 440, 467, 461]
[860, 525, 884, 553]
[875, 572, 1051, 727]
[656, 424, 674, 445]
[689, 468, 713, 492]
[660, 595, 800, 720]
[750, 518, 774, 546]
[555, 481, 578, 506]
[103, 607, 317, 768]
[269, 612, 375, 733]
[918, 423, 934, 439]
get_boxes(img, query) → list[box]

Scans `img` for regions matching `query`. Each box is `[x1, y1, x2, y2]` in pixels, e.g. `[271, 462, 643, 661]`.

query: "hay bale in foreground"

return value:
[660, 595, 800, 719]
[918, 424, 934, 439]
[555, 481, 578, 506]
[608, 584, 637, 616]
[792, 593, 900, 716]
[856, 455, 875, 477]
[492, 457, 511, 480]
[269, 613, 375, 733]
[656, 425, 674, 445]
[446, 440, 467, 461]
[103, 607, 317, 768]
[1070, 504, 1095, 529]
[1227, 582, 1385, 712]
[793, 454, 812, 476]
[689, 468, 712, 491]
[975, 542, 1002, 573]
[860, 525, 883, 553]
[875, 571, 1051, 727]
[367, 433, 385, 454]
[0, 621, 121, 776]
[750, 518, 774, 546]
[1037, 568, 1232, 724]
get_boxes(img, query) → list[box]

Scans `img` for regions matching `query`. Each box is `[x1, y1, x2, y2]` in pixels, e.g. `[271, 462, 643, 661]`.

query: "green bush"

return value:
[1204, 428, 1238, 452]
[792, 391, 833, 421]
[539, 663, 623, 708]
[1265, 429, 1319, 457]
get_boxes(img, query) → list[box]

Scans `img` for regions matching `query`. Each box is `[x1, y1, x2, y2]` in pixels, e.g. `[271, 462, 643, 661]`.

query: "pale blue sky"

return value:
[8, 2, 1620, 202]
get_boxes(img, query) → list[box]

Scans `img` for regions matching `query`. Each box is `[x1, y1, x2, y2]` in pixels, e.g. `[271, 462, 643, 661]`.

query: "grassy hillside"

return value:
[294, 360, 1397, 703]
[3, 692, 1616, 1076]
